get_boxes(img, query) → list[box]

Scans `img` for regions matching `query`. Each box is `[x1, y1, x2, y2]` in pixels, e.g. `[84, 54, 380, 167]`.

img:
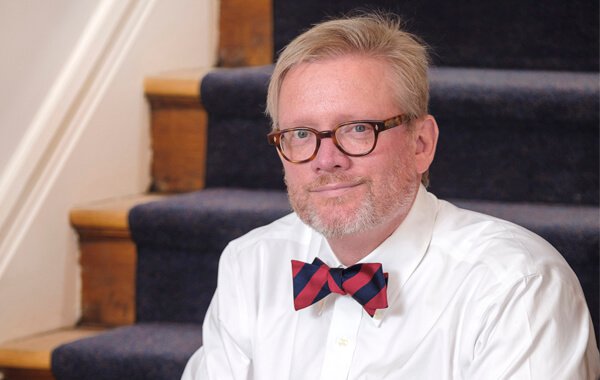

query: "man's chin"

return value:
[306, 215, 366, 239]
[288, 189, 372, 235]
[301, 204, 371, 238]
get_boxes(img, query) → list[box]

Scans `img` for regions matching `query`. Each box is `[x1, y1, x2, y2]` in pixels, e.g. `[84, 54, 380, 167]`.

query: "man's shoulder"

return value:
[431, 198, 575, 285]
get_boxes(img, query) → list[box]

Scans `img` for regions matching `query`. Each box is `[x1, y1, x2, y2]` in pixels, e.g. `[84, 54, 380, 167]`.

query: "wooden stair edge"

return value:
[0, 326, 108, 371]
[70, 193, 165, 238]
[143, 67, 213, 101]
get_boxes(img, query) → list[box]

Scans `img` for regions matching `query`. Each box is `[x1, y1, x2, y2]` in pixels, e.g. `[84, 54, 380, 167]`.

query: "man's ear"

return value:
[413, 115, 439, 174]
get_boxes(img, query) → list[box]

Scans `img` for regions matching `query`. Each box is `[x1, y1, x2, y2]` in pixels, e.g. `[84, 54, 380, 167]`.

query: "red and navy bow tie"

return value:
[292, 258, 388, 317]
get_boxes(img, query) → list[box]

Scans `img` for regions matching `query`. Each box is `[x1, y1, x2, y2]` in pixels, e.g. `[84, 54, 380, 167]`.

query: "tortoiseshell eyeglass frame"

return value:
[266, 114, 412, 164]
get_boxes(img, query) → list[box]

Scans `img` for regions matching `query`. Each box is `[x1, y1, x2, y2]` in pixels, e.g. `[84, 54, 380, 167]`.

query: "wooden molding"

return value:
[219, 0, 273, 66]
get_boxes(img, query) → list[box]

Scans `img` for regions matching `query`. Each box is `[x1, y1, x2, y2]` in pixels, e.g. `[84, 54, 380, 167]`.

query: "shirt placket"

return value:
[319, 295, 363, 380]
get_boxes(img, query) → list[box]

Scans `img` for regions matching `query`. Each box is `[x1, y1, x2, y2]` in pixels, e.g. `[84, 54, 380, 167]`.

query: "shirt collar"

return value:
[364, 185, 437, 326]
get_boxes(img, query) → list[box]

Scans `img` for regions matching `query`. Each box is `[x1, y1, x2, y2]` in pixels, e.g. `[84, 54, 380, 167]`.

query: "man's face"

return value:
[277, 55, 422, 238]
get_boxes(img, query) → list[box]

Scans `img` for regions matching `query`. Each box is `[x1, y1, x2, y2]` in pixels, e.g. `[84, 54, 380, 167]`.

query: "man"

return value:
[183, 13, 599, 379]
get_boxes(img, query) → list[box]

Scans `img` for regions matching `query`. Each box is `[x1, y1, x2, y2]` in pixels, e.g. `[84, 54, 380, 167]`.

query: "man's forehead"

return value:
[277, 56, 400, 126]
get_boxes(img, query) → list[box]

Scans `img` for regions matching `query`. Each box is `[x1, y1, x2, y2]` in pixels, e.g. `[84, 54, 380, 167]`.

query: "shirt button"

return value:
[336, 337, 350, 347]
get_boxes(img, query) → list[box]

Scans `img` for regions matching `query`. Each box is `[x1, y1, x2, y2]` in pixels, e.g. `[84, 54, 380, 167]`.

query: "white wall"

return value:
[0, 0, 100, 177]
[0, 0, 218, 343]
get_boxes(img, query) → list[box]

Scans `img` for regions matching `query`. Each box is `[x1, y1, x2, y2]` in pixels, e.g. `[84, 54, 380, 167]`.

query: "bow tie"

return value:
[292, 258, 388, 317]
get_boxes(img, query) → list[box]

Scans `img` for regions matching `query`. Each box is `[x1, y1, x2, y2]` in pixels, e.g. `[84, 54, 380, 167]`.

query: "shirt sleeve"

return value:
[181, 244, 253, 380]
[466, 272, 600, 379]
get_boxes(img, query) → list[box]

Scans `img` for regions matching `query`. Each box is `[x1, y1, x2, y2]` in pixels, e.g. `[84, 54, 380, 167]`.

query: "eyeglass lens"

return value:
[280, 122, 376, 162]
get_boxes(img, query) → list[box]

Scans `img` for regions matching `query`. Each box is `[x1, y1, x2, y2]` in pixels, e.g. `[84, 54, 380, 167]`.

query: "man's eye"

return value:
[353, 124, 367, 133]
[343, 123, 371, 134]
[293, 130, 310, 139]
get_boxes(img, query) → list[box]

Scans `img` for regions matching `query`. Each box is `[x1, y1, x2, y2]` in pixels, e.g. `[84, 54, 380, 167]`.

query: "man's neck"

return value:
[327, 194, 418, 266]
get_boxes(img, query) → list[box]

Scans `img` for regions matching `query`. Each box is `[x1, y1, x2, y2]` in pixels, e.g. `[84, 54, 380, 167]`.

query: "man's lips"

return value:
[309, 180, 364, 194]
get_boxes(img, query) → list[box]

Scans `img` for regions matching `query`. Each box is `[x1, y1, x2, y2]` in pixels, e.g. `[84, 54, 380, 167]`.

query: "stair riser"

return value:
[79, 238, 136, 326]
[148, 96, 208, 193]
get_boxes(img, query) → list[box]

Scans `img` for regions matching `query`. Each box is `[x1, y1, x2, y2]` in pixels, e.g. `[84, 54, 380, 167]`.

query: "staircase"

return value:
[2, 0, 597, 379]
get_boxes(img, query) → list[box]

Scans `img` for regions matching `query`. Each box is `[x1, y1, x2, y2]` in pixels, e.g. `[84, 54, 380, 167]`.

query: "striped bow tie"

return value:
[292, 258, 388, 317]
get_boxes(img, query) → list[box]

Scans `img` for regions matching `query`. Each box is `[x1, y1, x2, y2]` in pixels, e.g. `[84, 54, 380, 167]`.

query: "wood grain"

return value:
[219, 0, 273, 66]
[71, 194, 164, 325]
[0, 327, 105, 377]
[145, 69, 208, 193]
[148, 100, 208, 193]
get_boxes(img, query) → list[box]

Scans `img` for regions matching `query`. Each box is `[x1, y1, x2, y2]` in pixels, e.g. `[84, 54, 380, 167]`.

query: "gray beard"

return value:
[289, 187, 380, 239]
[285, 167, 418, 239]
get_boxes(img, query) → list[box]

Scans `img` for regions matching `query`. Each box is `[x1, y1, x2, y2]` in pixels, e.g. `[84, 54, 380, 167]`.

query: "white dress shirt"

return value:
[182, 187, 600, 379]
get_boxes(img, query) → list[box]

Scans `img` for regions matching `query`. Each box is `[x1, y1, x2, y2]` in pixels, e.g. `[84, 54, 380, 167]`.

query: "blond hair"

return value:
[266, 12, 430, 127]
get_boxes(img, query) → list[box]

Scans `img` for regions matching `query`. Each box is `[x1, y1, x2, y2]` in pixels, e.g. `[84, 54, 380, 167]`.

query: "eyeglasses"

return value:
[267, 114, 411, 163]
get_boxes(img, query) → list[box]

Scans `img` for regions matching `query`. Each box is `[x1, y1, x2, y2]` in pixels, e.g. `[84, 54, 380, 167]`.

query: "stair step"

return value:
[144, 69, 210, 193]
[70, 194, 164, 326]
[51, 323, 201, 380]
[144, 68, 208, 99]
[274, 1, 598, 71]
[0, 327, 107, 379]
[70, 193, 164, 238]
[145, 65, 599, 202]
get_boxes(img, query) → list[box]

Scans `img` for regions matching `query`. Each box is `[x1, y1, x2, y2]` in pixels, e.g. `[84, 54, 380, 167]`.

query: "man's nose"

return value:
[310, 137, 351, 172]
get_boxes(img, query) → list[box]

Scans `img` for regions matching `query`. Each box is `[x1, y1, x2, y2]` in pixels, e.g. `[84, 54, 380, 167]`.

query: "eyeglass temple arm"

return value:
[381, 115, 411, 130]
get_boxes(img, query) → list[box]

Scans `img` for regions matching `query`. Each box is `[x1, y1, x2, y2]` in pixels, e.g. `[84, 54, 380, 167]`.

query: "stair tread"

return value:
[201, 65, 599, 121]
[144, 68, 210, 99]
[0, 327, 107, 369]
[273, 1, 599, 71]
[70, 193, 165, 232]
[51, 323, 202, 380]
